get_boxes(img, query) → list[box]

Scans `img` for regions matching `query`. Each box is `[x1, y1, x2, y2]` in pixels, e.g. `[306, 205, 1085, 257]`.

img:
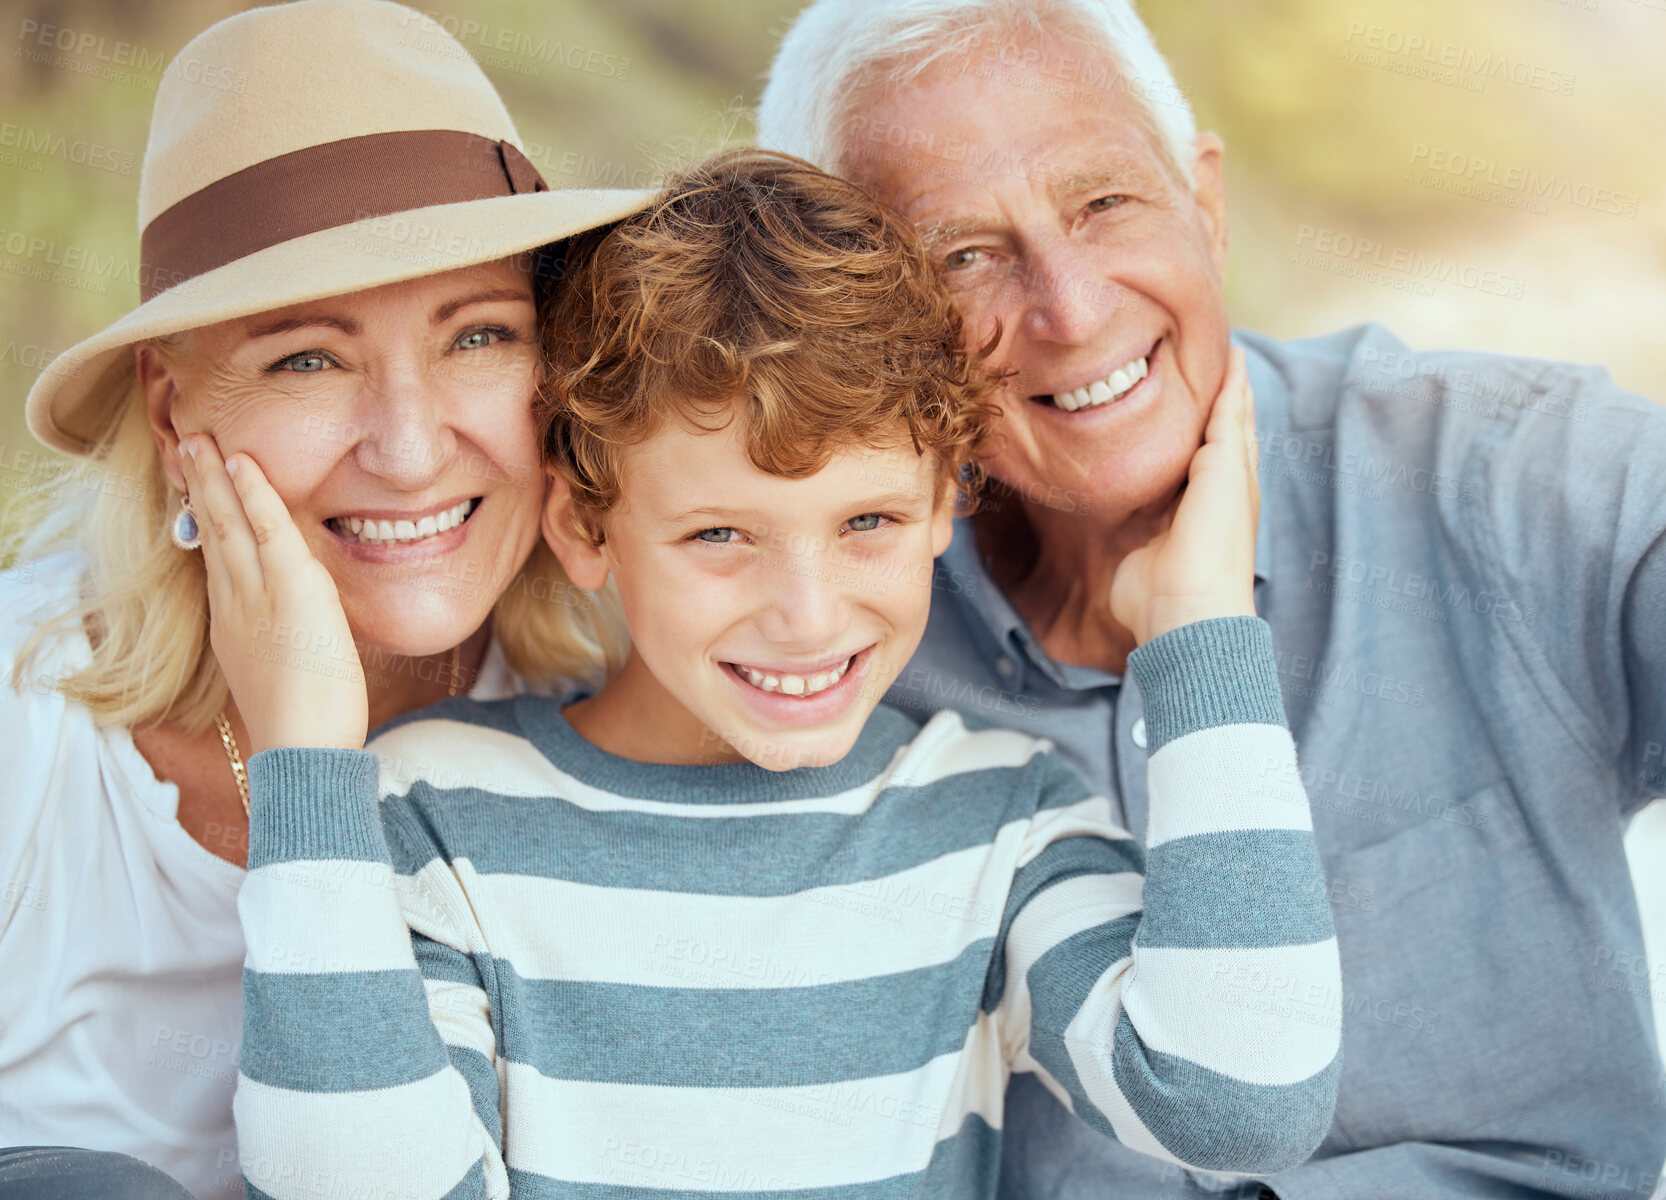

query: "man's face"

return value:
[847, 32, 1232, 523]
[557, 414, 954, 770]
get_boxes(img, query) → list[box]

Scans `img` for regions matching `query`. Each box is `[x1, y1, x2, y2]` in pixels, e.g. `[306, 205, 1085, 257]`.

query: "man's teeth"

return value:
[736, 657, 852, 697]
[330, 499, 476, 546]
[1052, 356, 1149, 412]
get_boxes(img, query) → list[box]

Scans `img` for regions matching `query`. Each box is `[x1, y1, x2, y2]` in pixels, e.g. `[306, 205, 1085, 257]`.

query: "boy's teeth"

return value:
[1052, 355, 1148, 412]
[332, 499, 475, 545]
[737, 657, 851, 697]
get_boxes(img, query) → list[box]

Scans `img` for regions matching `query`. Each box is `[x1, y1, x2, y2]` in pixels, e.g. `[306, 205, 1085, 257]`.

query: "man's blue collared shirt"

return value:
[889, 324, 1666, 1200]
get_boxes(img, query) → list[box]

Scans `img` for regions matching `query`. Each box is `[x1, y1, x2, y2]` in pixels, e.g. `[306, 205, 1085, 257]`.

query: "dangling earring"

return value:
[170, 495, 202, 551]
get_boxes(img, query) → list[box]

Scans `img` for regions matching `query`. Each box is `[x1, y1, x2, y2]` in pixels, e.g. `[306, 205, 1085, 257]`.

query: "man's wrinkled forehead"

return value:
[836, 37, 1179, 209]
[846, 101, 1175, 241]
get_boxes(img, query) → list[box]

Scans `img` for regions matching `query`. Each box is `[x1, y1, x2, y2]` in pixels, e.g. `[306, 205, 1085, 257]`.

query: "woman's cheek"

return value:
[466, 396, 544, 489]
[443, 349, 538, 415]
[212, 418, 341, 529]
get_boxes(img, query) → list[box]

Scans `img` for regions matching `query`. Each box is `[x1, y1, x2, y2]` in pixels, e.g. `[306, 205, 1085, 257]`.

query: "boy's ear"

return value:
[930, 476, 956, 558]
[541, 468, 610, 591]
[137, 342, 188, 495]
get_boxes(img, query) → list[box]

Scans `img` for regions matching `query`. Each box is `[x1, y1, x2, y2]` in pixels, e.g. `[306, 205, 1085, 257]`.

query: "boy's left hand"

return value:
[181, 435, 368, 754]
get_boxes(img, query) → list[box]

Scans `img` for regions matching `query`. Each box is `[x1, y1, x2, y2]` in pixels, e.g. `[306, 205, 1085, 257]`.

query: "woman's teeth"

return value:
[735, 657, 852, 697]
[1052, 355, 1148, 412]
[329, 498, 477, 546]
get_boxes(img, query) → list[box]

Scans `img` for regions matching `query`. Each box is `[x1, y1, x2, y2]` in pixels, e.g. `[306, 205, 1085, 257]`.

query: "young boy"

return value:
[208, 151, 1341, 1198]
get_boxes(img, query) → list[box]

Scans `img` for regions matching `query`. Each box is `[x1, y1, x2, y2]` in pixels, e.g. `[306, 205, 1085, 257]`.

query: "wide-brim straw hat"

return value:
[25, 0, 656, 458]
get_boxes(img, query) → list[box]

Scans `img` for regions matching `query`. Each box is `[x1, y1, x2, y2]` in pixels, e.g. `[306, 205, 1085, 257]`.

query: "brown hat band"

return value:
[138, 129, 548, 301]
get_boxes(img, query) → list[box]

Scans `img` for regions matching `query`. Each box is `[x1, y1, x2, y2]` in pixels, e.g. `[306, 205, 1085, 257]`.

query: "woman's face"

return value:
[139, 258, 546, 661]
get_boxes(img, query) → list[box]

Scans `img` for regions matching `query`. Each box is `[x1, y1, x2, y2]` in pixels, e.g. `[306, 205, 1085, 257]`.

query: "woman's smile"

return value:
[322, 496, 484, 562]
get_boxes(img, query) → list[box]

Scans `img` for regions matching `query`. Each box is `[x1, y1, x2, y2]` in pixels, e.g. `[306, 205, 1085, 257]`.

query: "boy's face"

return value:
[545, 412, 955, 770]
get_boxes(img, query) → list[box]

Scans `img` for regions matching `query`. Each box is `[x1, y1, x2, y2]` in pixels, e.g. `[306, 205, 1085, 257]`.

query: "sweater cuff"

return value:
[1128, 616, 1288, 754]
[246, 747, 386, 871]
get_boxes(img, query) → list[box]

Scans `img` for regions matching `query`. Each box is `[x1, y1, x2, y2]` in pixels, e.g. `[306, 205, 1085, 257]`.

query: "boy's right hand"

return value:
[181, 435, 369, 755]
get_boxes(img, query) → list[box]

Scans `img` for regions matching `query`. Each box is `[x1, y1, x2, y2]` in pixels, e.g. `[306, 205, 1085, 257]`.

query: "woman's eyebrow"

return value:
[244, 313, 360, 339]
[432, 287, 534, 323]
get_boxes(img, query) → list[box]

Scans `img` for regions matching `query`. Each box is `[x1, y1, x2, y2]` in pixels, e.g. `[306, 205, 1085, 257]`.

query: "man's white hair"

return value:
[757, 0, 1198, 187]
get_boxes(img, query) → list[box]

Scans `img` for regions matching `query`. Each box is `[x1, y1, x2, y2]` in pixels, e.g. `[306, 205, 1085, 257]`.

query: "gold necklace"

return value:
[214, 646, 465, 817]
[213, 710, 249, 818]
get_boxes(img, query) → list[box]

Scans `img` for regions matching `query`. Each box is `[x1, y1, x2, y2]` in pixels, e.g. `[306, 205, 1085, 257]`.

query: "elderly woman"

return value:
[0, 3, 647, 1196]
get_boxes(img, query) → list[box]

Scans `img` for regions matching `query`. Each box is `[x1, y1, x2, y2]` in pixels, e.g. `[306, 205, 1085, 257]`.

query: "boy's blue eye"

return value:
[696, 527, 738, 543]
[847, 513, 885, 532]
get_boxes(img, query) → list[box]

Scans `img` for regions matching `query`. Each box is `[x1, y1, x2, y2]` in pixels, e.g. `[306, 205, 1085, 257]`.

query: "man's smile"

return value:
[1032, 338, 1163, 412]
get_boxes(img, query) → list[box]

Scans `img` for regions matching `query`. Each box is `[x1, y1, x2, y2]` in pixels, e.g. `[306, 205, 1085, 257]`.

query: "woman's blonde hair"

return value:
[5, 356, 627, 735]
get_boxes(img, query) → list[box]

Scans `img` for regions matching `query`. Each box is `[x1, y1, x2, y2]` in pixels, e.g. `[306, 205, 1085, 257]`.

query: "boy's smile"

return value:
[721, 644, 874, 725]
[544, 410, 955, 770]
[729, 650, 855, 697]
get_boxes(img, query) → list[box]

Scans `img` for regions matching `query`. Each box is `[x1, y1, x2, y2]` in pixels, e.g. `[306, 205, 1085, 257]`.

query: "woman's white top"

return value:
[0, 553, 553, 1199]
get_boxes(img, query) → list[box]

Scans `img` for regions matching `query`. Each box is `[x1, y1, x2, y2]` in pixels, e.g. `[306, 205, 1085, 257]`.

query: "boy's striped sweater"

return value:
[233, 617, 1342, 1199]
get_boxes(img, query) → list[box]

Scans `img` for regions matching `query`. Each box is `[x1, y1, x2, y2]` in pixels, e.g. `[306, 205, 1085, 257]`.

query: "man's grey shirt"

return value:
[889, 324, 1666, 1200]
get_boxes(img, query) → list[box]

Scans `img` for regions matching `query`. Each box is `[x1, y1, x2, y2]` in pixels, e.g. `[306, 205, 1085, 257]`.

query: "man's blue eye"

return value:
[696, 527, 737, 543]
[944, 248, 981, 271]
[1087, 195, 1125, 213]
[279, 354, 329, 373]
[847, 513, 885, 532]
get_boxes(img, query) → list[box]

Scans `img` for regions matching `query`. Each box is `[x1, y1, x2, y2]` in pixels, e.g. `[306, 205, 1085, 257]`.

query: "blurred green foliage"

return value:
[3, 0, 1662, 542]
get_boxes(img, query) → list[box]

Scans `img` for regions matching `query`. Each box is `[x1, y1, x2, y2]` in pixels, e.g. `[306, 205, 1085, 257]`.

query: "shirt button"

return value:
[995, 656, 1015, 679]
[1130, 718, 1148, 750]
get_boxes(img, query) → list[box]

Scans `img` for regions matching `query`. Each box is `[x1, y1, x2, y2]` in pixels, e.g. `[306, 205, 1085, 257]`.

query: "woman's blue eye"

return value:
[277, 353, 330, 373]
[847, 513, 885, 532]
[456, 329, 500, 351]
[696, 527, 738, 543]
[944, 248, 981, 271]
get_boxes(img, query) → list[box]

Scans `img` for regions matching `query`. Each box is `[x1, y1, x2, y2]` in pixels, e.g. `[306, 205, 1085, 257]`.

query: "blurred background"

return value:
[1, 0, 1663, 1066]
[3, 0, 1663, 513]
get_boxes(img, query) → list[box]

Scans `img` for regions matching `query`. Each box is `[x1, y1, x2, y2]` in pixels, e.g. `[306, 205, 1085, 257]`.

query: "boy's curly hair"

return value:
[538, 148, 996, 542]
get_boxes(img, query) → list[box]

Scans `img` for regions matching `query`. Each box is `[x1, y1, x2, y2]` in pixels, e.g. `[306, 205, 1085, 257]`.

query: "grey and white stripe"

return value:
[234, 616, 1341, 1199]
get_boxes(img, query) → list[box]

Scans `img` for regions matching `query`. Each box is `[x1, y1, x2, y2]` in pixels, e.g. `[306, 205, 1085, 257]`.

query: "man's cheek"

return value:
[977, 446, 1049, 504]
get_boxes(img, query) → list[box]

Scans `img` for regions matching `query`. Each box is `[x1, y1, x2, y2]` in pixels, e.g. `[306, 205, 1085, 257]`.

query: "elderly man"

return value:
[759, 2, 1666, 1198]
